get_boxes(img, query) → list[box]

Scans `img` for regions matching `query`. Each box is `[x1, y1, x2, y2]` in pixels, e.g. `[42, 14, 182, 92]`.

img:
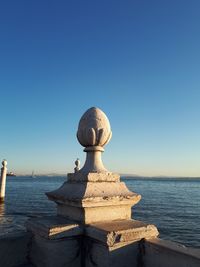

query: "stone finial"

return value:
[77, 107, 112, 151]
[74, 158, 80, 173]
[2, 160, 7, 168]
[46, 107, 142, 223]
[77, 107, 112, 174]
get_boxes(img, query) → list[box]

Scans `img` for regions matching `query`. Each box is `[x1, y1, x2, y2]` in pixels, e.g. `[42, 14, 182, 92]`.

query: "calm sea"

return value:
[0, 176, 200, 248]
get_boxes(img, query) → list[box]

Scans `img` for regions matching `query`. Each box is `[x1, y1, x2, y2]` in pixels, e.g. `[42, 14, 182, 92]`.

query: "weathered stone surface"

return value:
[47, 180, 141, 223]
[26, 216, 82, 239]
[68, 172, 120, 182]
[30, 234, 81, 267]
[84, 237, 139, 267]
[0, 231, 31, 267]
[84, 220, 158, 267]
[86, 220, 159, 247]
[77, 107, 112, 174]
[143, 238, 200, 267]
[77, 107, 112, 148]
[47, 181, 140, 204]
[27, 216, 82, 267]
[57, 204, 134, 224]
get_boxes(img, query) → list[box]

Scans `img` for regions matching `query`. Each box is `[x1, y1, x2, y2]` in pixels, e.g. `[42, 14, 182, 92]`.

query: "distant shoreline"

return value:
[8, 174, 200, 179]
[121, 176, 200, 179]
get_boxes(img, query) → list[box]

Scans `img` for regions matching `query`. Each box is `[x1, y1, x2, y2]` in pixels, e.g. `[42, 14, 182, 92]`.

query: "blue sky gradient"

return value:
[0, 1, 200, 176]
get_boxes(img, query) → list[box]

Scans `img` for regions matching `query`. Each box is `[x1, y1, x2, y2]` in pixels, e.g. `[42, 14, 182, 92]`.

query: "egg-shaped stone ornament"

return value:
[2, 160, 7, 167]
[77, 107, 112, 149]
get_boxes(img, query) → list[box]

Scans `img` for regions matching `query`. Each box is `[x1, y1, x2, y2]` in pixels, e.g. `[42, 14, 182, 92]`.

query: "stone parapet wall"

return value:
[143, 238, 200, 267]
[0, 231, 31, 267]
[0, 232, 200, 267]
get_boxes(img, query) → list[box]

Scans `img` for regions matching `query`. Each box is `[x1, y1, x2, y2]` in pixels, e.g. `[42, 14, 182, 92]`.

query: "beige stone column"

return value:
[0, 160, 7, 203]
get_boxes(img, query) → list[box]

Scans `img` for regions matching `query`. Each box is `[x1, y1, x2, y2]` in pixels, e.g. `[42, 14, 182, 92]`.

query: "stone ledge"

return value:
[146, 238, 200, 260]
[46, 182, 141, 204]
[26, 216, 83, 240]
[86, 219, 159, 247]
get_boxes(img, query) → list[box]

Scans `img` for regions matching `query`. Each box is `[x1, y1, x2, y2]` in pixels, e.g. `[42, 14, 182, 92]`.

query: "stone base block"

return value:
[57, 204, 132, 224]
[86, 219, 159, 246]
[30, 235, 81, 267]
[67, 172, 120, 182]
[84, 219, 159, 267]
[26, 216, 82, 239]
[84, 237, 139, 267]
[26, 216, 83, 267]
[26, 217, 159, 267]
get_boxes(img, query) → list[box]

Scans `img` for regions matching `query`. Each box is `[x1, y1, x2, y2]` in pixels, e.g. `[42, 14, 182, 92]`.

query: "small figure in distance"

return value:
[74, 158, 80, 173]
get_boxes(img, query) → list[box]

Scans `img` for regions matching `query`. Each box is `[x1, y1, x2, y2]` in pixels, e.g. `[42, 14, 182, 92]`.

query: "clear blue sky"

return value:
[0, 1, 200, 176]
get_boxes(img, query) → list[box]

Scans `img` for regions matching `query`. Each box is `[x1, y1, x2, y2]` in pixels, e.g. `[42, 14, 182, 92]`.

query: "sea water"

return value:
[0, 176, 200, 248]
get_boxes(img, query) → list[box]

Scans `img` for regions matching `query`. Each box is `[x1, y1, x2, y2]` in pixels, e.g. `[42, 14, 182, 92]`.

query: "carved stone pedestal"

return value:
[26, 107, 159, 267]
[46, 172, 141, 224]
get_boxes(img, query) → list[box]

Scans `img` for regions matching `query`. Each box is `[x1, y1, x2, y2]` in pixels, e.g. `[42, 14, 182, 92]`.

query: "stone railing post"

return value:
[27, 107, 159, 267]
[46, 107, 141, 223]
[0, 160, 7, 203]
